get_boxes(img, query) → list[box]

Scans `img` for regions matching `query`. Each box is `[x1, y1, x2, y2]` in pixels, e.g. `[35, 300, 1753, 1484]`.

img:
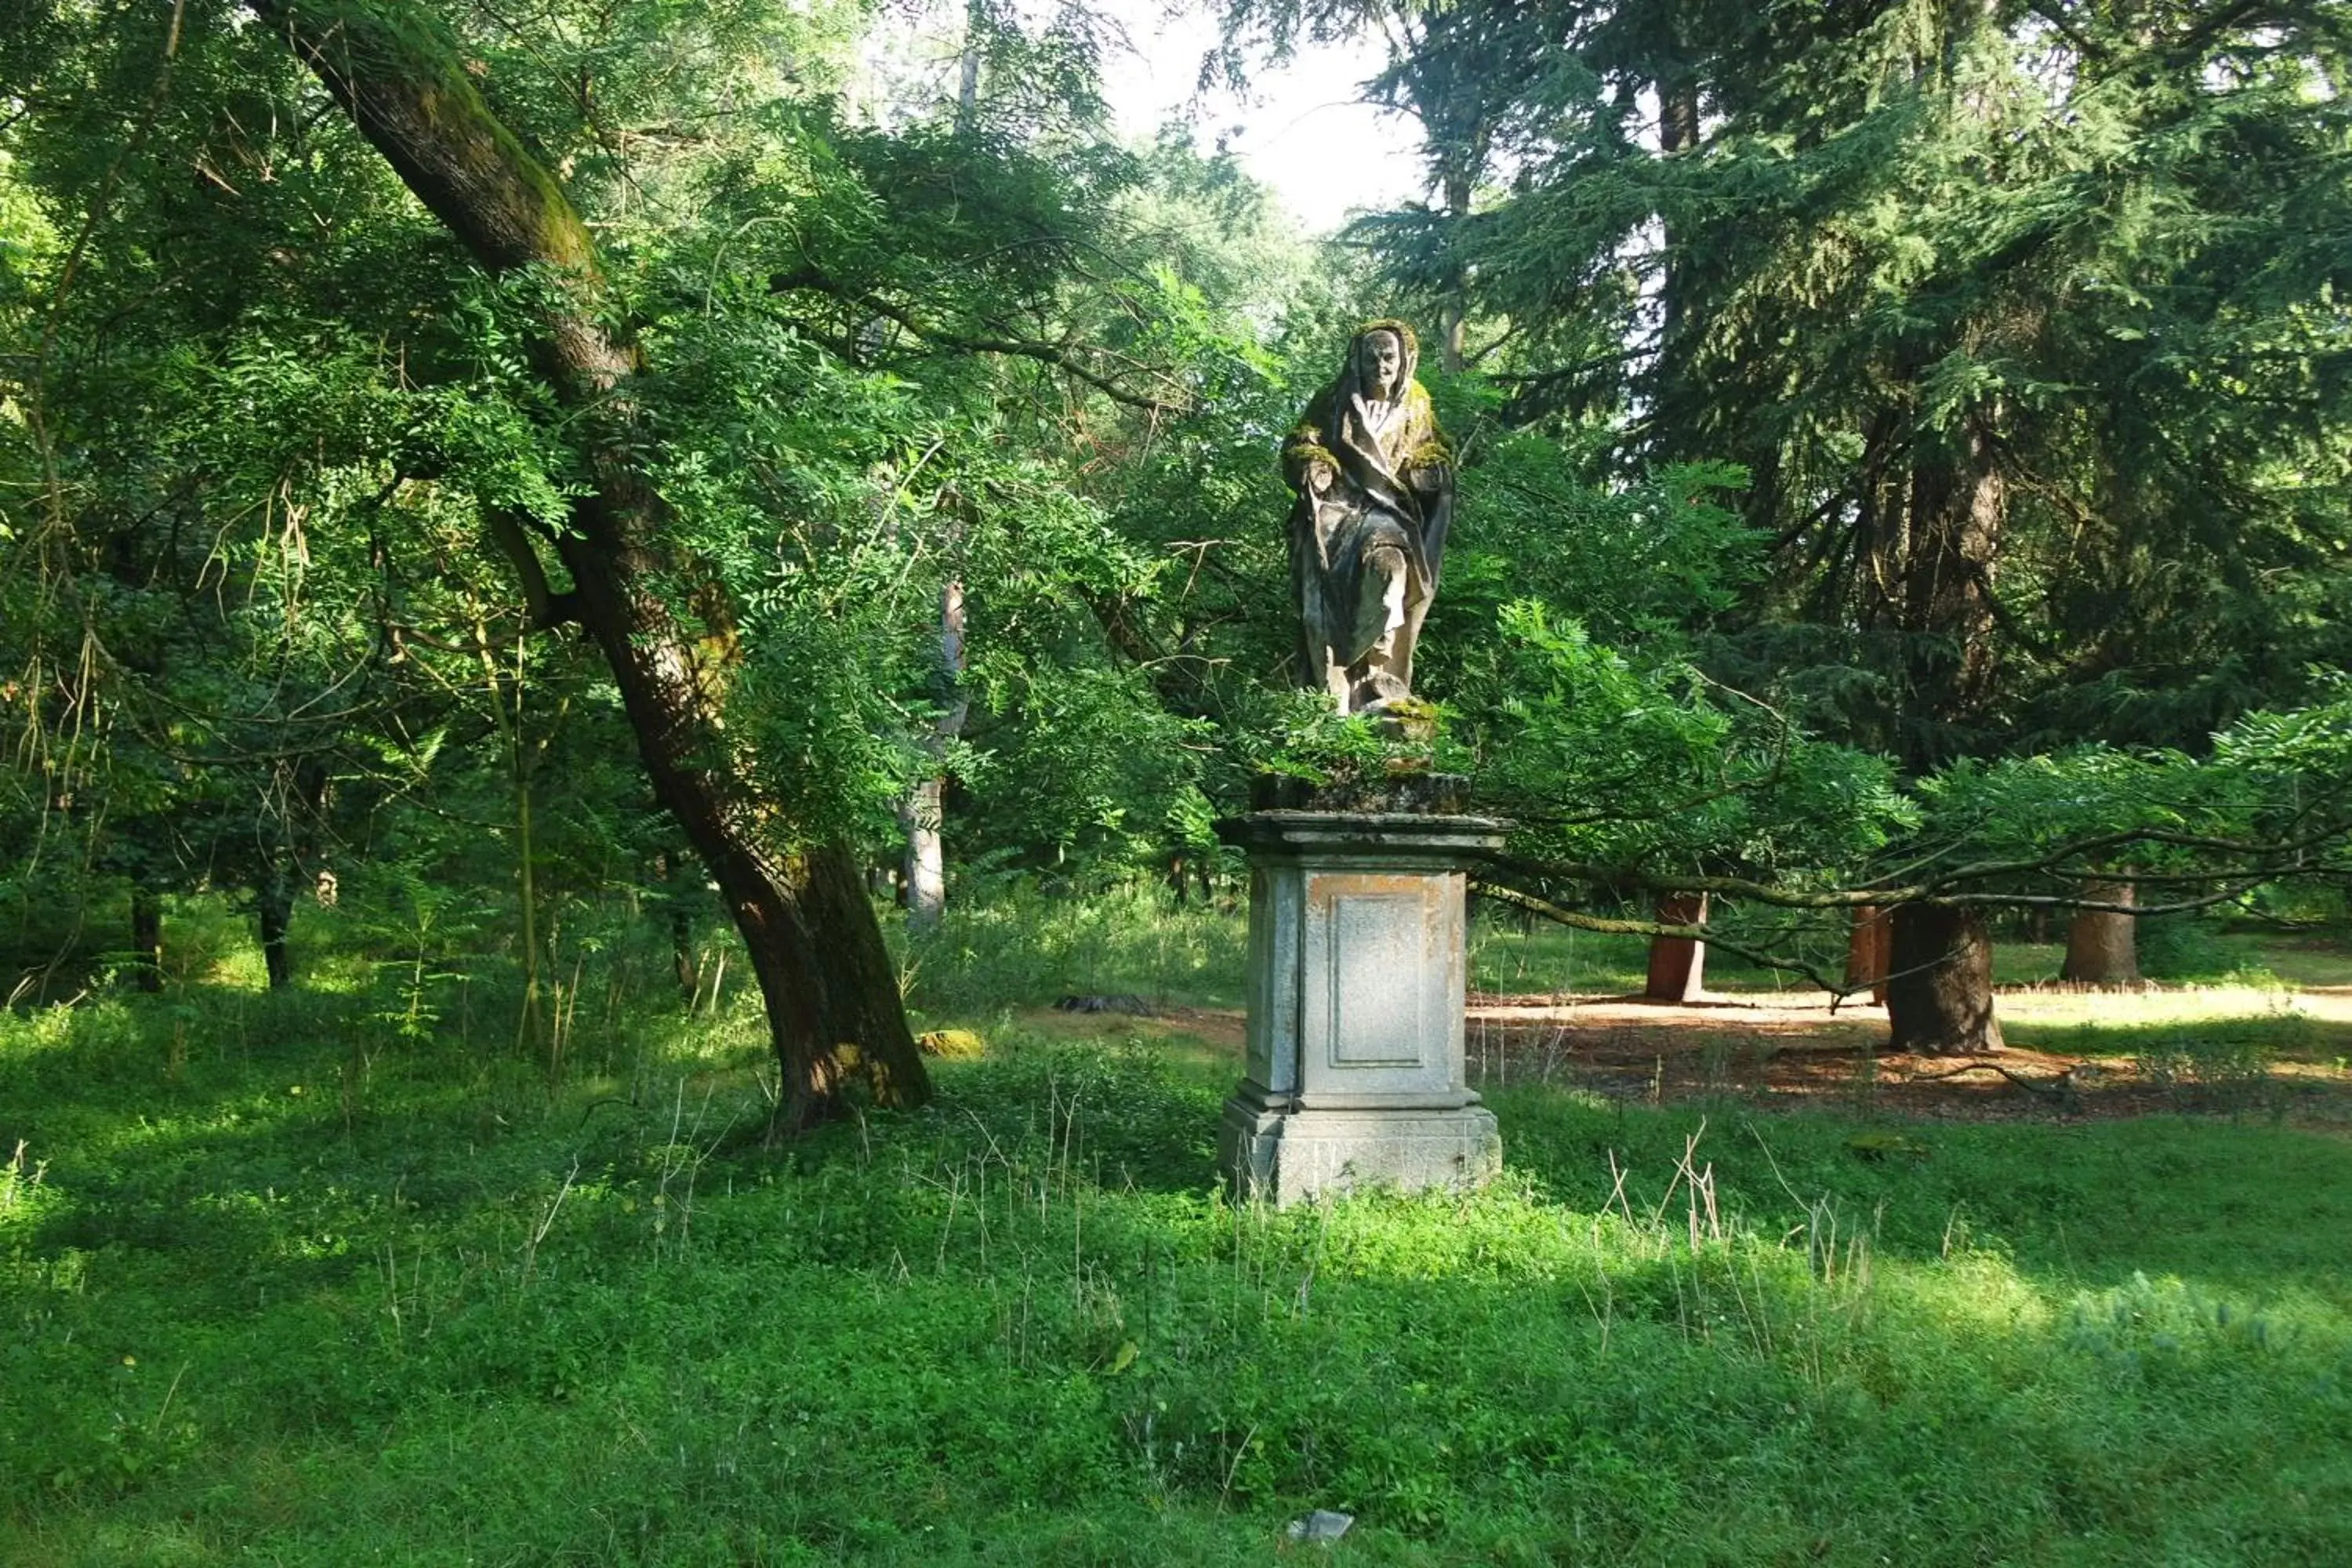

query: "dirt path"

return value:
[1021, 982, 2352, 1124]
[1464, 985, 2352, 1122]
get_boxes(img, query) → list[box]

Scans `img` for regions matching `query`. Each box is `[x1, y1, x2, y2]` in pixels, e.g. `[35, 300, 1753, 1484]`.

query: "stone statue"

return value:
[1282, 320, 1456, 714]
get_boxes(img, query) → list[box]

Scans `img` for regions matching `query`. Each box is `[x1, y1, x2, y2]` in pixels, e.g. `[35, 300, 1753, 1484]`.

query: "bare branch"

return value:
[1472, 880, 1853, 996]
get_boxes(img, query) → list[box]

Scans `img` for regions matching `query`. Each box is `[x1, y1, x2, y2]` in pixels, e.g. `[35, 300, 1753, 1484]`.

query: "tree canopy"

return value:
[3, 0, 2348, 1081]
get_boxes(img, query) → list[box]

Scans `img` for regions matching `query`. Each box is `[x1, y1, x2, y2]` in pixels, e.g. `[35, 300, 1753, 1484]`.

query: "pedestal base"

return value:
[1221, 1089, 1501, 1207]
[1214, 808, 1507, 1207]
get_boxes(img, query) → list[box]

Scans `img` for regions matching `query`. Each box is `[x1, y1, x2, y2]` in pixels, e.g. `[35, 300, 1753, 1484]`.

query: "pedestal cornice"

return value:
[1214, 810, 1509, 864]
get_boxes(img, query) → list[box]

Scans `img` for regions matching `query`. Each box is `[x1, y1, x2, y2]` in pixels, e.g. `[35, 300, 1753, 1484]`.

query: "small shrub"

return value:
[2137, 915, 2245, 982]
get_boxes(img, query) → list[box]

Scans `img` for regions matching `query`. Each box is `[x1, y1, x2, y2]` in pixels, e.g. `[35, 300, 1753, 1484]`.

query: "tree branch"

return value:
[1472, 880, 1853, 995]
[771, 267, 1187, 415]
[485, 510, 579, 630]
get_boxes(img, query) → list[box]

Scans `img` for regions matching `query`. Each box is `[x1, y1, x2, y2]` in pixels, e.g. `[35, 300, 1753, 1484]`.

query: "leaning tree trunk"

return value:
[2061, 878, 2138, 985]
[263, 0, 928, 1130]
[1886, 904, 2004, 1055]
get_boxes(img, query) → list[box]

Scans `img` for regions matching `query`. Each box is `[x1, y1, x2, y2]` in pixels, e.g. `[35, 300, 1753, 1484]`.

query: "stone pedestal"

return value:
[1215, 810, 1506, 1205]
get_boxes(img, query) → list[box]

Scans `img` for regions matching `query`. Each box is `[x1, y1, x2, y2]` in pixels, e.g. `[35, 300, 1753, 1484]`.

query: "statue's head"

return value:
[1348, 319, 1418, 403]
[1359, 329, 1403, 400]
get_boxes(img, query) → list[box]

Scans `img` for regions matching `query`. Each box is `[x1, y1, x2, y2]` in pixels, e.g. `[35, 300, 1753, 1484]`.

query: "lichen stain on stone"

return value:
[1306, 872, 1426, 913]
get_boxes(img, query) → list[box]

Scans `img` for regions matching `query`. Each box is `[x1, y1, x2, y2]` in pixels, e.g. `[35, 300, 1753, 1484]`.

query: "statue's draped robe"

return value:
[1283, 342, 1455, 710]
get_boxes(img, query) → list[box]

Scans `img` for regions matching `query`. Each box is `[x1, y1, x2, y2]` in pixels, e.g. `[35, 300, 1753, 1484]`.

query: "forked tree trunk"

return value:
[1643, 892, 1707, 1002]
[2061, 879, 2138, 985]
[1886, 904, 2003, 1055]
[263, 0, 928, 1130]
[129, 887, 163, 994]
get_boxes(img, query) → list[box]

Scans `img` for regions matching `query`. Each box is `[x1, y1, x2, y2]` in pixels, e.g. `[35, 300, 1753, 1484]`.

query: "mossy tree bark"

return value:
[257, 0, 929, 1130]
[1886, 904, 2004, 1054]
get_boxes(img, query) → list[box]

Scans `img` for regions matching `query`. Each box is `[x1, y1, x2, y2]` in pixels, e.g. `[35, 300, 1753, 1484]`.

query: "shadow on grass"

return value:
[8, 987, 2352, 1565]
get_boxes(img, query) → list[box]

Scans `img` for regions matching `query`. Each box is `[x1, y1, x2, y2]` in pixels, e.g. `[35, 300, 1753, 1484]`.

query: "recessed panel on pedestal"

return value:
[1327, 890, 1425, 1065]
[1297, 869, 1461, 1100]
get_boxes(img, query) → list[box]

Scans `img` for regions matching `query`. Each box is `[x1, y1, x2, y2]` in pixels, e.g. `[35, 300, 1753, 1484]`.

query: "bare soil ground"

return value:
[1461, 985, 2352, 1123]
[1025, 985, 2352, 1125]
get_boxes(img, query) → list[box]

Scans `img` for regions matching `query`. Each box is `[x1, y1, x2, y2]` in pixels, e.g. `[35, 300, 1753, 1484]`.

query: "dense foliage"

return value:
[2, 0, 2348, 1061]
[4, 4, 2352, 1555]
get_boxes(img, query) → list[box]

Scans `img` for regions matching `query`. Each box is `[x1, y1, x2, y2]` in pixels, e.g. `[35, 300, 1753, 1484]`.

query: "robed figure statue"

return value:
[1281, 321, 1456, 714]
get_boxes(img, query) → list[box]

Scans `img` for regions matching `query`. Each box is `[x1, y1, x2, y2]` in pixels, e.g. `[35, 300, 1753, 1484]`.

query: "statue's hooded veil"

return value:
[1319, 318, 1435, 535]
[1336, 319, 1421, 413]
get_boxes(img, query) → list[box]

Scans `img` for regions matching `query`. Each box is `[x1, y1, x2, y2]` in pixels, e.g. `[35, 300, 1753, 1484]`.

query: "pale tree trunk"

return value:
[261, 0, 928, 1130]
[957, 0, 983, 131]
[902, 8, 975, 931]
[1643, 891, 1707, 1002]
[900, 775, 946, 929]
[1886, 904, 2004, 1054]
[2061, 879, 2138, 985]
[901, 578, 965, 932]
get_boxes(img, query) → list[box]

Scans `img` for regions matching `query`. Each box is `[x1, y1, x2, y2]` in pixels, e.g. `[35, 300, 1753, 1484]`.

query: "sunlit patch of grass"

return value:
[1999, 988, 2352, 1097]
[1468, 920, 1650, 996]
[901, 883, 1247, 1014]
[1994, 939, 2066, 984]
[1011, 1006, 1243, 1076]
[2252, 937, 2352, 990]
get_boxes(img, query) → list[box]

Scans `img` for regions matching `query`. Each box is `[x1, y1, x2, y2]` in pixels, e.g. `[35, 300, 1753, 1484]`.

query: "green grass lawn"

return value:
[6, 956, 2352, 1566]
